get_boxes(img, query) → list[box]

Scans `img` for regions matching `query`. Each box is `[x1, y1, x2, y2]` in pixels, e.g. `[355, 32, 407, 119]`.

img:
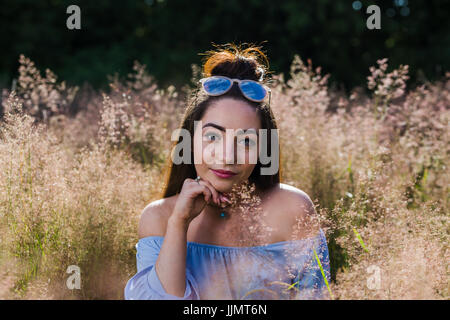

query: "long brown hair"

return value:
[161, 42, 282, 198]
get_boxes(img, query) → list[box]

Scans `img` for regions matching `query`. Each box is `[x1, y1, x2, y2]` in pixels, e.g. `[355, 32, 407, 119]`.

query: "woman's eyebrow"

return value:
[202, 122, 225, 132]
[202, 123, 259, 135]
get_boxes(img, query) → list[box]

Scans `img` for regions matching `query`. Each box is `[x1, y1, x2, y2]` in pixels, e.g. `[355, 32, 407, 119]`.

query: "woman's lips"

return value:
[211, 169, 237, 179]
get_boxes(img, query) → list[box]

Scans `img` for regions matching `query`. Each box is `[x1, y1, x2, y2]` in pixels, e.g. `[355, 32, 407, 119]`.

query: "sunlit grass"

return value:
[0, 55, 448, 299]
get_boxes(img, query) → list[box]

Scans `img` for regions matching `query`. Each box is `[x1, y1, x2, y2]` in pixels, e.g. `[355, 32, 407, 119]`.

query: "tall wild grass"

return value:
[0, 55, 448, 299]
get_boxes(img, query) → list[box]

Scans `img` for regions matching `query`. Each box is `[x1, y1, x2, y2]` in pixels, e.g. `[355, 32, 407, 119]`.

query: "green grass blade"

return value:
[313, 247, 334, 300]
[353, 227, 369, 253]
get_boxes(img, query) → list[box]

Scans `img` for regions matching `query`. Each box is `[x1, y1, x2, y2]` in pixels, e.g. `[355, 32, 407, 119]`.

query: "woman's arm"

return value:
[154, 214, 190, 297]
[126, 177, 220, 299]
[125, 203, 198, 300]
[149, 178, 221, 297]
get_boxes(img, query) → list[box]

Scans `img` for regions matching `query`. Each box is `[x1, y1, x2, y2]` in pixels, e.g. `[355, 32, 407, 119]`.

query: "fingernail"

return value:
[222, 196, 231, 203]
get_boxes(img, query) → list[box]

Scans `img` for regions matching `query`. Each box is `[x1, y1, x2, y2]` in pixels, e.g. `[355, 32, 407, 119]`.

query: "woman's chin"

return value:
[213, 183, 234, 194]
[209, 177, 235, 193]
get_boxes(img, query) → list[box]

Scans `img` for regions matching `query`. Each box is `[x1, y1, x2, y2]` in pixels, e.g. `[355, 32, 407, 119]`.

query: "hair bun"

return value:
[200, 42, 270, 82]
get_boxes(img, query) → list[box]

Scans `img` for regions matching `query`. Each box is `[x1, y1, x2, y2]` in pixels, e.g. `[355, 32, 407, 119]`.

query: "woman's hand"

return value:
[170, 177, 229, 225]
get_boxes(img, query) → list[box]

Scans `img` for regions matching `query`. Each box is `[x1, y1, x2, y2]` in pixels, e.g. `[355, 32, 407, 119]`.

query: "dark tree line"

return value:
[1, 0, 448, 92]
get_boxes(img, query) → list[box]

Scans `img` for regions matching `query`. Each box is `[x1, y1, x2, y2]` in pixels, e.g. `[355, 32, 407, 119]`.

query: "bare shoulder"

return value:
[137, 195, 178, 239]
[280, 183, 316, 213]
[265, 183, 319, 239]
[266, 183, 316, 213]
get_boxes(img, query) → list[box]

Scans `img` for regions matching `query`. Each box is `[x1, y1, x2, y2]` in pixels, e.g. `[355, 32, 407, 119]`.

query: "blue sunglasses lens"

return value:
[240, 80, 267, 101]
[203, 77, 232, 95]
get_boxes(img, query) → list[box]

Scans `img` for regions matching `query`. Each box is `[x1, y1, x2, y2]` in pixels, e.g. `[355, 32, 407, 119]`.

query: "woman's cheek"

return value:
[202, 142, 214, 165]
[243, 164, 257, 179]
[193, 138, 213, 165]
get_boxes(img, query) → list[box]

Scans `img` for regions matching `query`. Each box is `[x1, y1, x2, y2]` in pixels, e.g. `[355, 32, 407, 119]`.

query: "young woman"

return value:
[124, 43, 330, 300]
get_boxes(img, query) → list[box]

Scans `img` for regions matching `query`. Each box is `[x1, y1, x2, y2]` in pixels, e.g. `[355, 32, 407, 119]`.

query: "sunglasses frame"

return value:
[199, 76, 271, 103]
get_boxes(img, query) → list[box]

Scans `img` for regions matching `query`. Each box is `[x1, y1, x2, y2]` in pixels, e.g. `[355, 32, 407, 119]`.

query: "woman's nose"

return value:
[223, 137, 236, 164]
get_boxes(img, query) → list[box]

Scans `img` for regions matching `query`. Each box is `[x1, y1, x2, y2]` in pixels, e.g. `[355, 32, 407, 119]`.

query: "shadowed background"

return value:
[1, 0, 449, 92]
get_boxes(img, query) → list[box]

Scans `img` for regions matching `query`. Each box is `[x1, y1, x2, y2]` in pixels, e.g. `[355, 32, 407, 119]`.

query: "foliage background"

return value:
[1, 0, 449, 94]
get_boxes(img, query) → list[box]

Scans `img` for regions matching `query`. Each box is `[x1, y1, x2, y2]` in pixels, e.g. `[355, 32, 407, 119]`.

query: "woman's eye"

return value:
[203, 132, 221, 142]
[239, 137, 256, 147]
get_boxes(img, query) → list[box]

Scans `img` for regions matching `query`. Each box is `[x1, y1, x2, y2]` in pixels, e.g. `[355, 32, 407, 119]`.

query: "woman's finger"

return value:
[193, 183, 212, 203]
[203, 187, 212, 204]
[197, 178, 221, 205]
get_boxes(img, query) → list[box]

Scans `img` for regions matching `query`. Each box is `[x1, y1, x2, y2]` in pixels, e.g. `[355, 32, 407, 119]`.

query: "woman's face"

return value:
[193, 97, 262, 193]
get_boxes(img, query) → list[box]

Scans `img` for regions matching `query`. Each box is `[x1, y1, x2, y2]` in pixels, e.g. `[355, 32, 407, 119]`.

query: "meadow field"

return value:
[0, 55, 448, 299]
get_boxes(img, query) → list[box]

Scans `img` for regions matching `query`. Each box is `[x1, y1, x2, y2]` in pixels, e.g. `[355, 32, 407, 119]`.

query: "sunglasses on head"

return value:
[199, 76, 271, 103]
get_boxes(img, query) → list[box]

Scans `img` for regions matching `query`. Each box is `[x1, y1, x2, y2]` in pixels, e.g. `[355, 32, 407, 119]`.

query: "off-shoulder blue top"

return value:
[124, 229, 331, 300]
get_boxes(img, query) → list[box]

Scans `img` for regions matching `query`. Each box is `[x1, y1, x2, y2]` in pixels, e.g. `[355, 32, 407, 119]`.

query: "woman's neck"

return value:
[205, 183, 267, 221]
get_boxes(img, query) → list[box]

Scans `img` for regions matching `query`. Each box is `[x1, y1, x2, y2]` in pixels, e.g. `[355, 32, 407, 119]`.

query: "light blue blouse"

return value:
[124, 229, 331, 300]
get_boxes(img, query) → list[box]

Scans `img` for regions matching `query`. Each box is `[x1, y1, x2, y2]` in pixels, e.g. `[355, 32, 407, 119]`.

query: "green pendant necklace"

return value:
[214, 203, 229, 219]
[207, 196, 230, 219]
